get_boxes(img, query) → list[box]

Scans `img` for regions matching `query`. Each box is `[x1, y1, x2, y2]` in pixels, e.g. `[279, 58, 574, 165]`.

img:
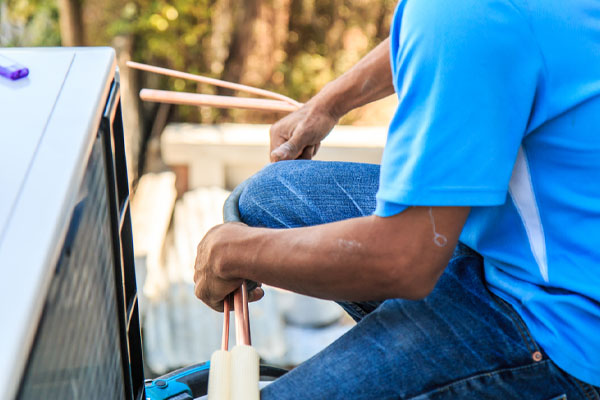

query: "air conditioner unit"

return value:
[0, 47, 289, 400]
[0, 48, 144, 400]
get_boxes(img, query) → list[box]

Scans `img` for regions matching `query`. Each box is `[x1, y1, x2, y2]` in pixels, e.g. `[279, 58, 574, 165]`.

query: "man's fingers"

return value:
[298, 145, 314, 160]
[248, 287, 265, 303]
[213, 301, 225, 313]
[271, 140, 319, 161]
[213, 288, 263, 312]
[271, 140, 299, 162]
[199, 287, 263, 312]
[270, 127, 310, 162]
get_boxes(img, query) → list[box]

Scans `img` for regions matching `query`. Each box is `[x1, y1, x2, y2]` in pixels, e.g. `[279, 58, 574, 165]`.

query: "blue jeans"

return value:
[238, 160, 600, 400]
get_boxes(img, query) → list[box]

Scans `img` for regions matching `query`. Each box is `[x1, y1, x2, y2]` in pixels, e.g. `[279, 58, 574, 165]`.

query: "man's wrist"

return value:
[309, 80, 350, 120]
[216, 223, 264, 281]
[307, 38, 393, 120]
[211, 223, 241, 281]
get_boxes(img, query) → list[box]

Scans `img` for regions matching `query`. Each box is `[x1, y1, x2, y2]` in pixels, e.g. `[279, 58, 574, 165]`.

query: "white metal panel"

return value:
[0, 50, 74, 239]
[0, 47, 116, 400]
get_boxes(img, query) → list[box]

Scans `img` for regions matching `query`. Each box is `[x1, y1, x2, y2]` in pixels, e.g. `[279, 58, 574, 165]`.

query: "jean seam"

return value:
[488, 291, 540, 355]
[408, 360, 553, 399]
[572, 376, 600, 400]
[348, 302, 368, 317]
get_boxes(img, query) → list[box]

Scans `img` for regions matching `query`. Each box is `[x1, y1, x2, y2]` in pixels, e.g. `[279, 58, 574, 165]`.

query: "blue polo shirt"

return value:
[376, 0, 600, 386]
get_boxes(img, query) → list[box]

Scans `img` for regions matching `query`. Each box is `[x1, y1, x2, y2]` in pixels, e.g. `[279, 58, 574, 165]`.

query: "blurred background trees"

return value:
[1, 0, 397, 174]
[2, 0, 395, 115]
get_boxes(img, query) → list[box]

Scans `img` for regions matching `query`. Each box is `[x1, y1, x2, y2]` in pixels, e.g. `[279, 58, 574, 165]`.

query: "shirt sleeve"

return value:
[375, 0, 543, 217]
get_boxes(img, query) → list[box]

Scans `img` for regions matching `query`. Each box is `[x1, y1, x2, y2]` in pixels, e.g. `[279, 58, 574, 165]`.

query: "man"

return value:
[193, 0, 600, 398]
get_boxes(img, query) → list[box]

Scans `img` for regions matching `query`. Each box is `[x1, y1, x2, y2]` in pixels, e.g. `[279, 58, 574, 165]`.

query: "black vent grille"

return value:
[17, 137, 126, 399]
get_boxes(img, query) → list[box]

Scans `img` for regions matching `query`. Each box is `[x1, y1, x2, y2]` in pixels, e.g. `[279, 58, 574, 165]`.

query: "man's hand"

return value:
[270, 101, 339, 162]
[193, 223, 264, 311]
[270, 38, 394, 162]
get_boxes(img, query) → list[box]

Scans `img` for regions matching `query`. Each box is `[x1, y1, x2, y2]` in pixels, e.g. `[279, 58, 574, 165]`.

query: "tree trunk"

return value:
[217, 0, 261, 96]
[58, 0, 85, 46]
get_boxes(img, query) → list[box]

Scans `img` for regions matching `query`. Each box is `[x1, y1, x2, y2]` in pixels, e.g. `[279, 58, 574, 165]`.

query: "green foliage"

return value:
[103, 0, 221, 121]
[109, 0, 216, 72]
[0, 0, 61, 46]
[277, 0, 396, 121]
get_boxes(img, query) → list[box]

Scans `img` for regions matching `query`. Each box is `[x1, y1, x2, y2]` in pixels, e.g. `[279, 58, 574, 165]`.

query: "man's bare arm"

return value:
[193, 38, 463, 312]
[269, 38, 394, 161]
[194, 206, 470, 311]
[318, 37, 395, 119]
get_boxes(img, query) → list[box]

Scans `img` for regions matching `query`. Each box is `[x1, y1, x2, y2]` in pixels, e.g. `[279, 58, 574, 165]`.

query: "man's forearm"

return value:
[313, 38, 395, 118]
[218, 207, 467, 302]
[221, 216, 419, 301]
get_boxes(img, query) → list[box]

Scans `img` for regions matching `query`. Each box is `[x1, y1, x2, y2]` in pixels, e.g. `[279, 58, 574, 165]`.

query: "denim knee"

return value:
[238, 159, 380, 228]
[238, 160, 301, 228]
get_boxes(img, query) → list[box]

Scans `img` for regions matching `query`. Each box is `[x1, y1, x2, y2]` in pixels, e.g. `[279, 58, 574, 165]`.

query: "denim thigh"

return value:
[262, 255, 596, 400]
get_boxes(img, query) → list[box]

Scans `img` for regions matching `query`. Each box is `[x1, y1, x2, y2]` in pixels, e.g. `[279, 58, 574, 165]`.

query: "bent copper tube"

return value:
[140, 89, 298, 113]
[127, 60, 302, 107]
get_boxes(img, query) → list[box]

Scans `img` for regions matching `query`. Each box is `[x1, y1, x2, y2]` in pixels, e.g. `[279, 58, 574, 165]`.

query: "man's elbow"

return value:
[381, 257, 444, 301]
[401, 277, 437, 300]
[395, 274, 437, 300]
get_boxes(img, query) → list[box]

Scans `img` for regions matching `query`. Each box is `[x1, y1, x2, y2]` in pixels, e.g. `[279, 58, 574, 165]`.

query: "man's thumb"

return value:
[271, 140, 300, 161]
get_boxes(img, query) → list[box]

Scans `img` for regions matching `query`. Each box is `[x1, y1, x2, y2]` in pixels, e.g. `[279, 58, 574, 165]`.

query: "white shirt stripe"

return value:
[508, 147, 549, 282]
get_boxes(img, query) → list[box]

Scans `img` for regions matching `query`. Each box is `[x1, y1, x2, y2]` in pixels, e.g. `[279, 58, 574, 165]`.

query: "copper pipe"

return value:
[140, 89, 298, 113]
[241, 281, 251, 345]
[127, 61, 302, 107]
[233, 286, 251, 346]
[221, 295, 231, 351]
[233, 288, 245, 345]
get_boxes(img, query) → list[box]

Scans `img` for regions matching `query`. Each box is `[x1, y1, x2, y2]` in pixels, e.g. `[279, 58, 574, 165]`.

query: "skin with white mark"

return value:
[428, 207, 448, 247]
[338, 239, 363, 250]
